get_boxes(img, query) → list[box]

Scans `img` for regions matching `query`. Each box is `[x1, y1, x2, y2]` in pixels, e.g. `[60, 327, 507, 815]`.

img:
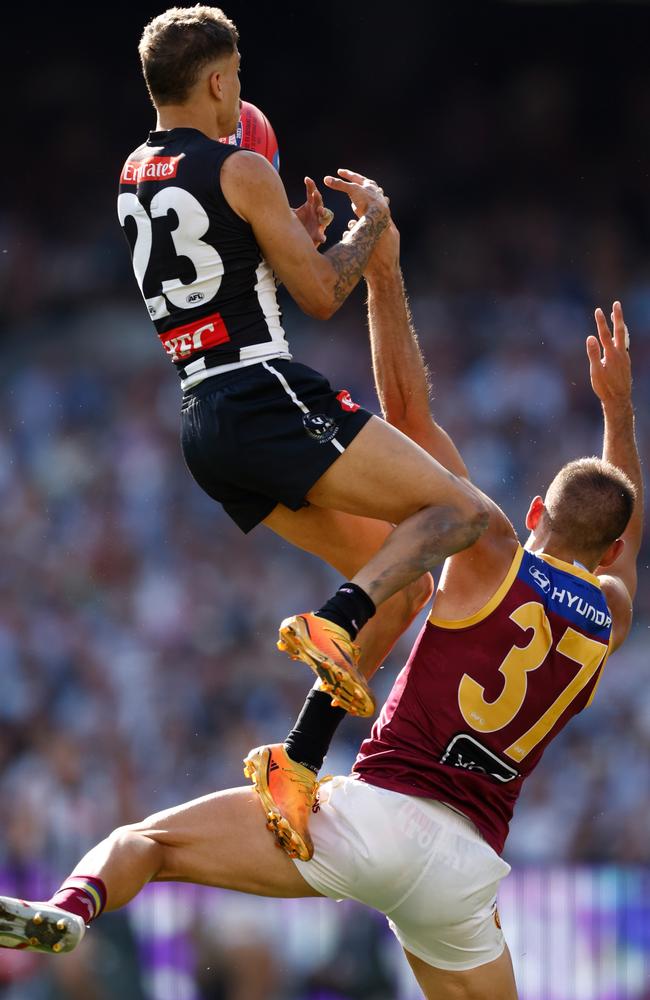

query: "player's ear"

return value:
[596, 537, 625, 570]
[525, 496, 545, 531]
[208, 69, 224, 100]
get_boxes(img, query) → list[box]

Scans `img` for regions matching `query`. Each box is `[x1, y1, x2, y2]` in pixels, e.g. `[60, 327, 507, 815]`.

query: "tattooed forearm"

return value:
[325, 204, 389, 305]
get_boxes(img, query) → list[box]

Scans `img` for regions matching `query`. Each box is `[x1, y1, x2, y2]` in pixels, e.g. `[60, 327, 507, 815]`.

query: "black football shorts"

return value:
[180, 359, 374, 532]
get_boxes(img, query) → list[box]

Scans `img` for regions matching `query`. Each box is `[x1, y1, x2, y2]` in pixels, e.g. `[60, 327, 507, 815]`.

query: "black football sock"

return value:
[284, 688, 347, 773]
[315, 583, 376, 640]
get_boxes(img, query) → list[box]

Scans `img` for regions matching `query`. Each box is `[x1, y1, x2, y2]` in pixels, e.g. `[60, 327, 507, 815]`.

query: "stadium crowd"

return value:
[2, 7, 649, 997]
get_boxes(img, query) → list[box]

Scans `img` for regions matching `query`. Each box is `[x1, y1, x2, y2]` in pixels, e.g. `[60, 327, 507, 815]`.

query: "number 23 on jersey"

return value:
[118, 187, 224, 321]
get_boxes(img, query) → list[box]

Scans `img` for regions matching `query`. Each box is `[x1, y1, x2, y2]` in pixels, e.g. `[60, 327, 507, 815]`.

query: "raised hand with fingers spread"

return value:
[584, 301, 642, 637]
[587, 301, 632, 406]
[320, 168, 392, 306]
[324, 168, 391, 222]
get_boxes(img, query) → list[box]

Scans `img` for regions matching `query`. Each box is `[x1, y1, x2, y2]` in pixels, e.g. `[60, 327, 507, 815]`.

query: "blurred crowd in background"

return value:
[2, 2, 649, 997]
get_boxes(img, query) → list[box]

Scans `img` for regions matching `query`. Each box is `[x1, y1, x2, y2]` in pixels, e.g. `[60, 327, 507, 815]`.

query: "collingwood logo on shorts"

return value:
[303, 413, 339, 444]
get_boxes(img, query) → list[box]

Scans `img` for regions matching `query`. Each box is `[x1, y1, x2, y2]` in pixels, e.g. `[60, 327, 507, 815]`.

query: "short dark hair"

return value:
[544, 457, 635, 556]
[139, 5, 239, 106]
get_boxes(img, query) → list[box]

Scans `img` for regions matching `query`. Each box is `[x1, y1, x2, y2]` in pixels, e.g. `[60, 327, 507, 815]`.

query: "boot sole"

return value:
[0, 897, 84, 954]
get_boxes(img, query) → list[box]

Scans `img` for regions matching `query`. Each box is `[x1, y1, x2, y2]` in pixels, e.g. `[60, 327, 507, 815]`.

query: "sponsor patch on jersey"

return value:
[336, 390, 360, 412]
[440, 734, 520, 783]
[302, 413, 339, 444]
[159, 311, 230, 362]
[529, 565, 551, 593]
[120, 155, 184, 185]
[519, 551, 612, 638]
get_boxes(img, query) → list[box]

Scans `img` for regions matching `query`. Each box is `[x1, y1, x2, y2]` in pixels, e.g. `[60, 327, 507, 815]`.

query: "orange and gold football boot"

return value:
[243, 744, 319, 862]
[277, 613, 375, 718]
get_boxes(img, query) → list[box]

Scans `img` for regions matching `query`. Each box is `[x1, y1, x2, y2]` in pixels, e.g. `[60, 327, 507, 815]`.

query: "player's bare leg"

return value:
[264, 503, 434, 680]
[306, 416, 485, 582]
[84, 788, 318, 904]
[274, 416, 486, 716]
[405, 946, 518, 1000]
[258, 504, 433, 857]
[0, 789, 320, 956]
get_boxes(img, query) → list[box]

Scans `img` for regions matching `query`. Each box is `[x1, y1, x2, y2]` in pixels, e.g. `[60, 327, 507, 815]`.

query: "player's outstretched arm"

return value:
[221, 153, 390, 320]
[364, 223, 516, 547]
[588, 302, 644, 645]
[364, 222, 470, 479]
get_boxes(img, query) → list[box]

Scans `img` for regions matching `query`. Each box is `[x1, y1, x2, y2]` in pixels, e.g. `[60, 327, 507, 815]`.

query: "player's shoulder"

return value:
[220, 147, 282, 184]
[121, 138, 149, 163]
[220, 148, 286, 221]
[596, 573, 633, 652]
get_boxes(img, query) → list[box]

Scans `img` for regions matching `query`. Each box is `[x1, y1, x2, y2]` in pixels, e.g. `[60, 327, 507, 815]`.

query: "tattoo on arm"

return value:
[325, 204, 389, 305]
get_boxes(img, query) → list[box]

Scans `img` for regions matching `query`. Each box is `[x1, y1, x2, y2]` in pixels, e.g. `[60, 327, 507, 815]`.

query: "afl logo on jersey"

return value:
[186, 291, 205, 304]
[529, 565, 551, 594]
[303, 413, 339, 444]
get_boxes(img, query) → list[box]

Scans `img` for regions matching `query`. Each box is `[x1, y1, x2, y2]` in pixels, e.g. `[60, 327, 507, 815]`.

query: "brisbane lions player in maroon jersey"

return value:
[0, 226, 641, 1000]
[117, 5, 487, 731]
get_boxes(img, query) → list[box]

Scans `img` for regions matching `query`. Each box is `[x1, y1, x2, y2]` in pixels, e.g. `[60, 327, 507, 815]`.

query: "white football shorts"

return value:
[293, 774, 511, 971]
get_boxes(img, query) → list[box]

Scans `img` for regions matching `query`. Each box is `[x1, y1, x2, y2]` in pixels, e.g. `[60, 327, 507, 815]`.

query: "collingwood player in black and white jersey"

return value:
[117, 6, 488, 851]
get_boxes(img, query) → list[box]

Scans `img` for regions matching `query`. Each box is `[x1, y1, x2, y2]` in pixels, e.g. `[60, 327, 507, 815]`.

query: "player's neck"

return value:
[155, 104, 222, 141]
[526, 536, 595, 572]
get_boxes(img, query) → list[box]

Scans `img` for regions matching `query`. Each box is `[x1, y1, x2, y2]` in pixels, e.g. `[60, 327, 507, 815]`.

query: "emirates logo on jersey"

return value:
[120, 155, 184, 185]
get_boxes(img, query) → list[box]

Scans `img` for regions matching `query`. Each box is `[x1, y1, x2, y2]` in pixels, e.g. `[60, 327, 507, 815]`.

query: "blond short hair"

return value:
[544, 457, 635, 556]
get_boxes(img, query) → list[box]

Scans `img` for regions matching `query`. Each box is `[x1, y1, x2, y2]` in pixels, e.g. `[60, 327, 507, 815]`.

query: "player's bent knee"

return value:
[107, 820, 168, 882]
[457, 482, 490, 522]
[415, 504, 488, 571]
[467, 505, 490, 543]
[107, 822, 167, 867]
[404, 573, 435, 617]
[451, 494, 490, 548]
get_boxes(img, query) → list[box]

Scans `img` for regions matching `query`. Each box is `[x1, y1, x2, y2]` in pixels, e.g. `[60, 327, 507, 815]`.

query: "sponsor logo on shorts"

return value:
[159, 311, 230, 362]
[336, 390, 360, 412]
[120, 155, 184, 184]
[302, 413, 339, 444]
[396, 800, 441, 850]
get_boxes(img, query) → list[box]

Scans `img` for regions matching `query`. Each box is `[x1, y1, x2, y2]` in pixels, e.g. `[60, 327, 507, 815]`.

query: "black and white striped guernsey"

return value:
[117, 127, 290, 389]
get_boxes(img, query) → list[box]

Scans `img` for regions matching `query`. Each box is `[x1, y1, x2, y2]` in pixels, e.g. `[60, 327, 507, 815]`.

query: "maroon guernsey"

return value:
[354, 545, 613, 854]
